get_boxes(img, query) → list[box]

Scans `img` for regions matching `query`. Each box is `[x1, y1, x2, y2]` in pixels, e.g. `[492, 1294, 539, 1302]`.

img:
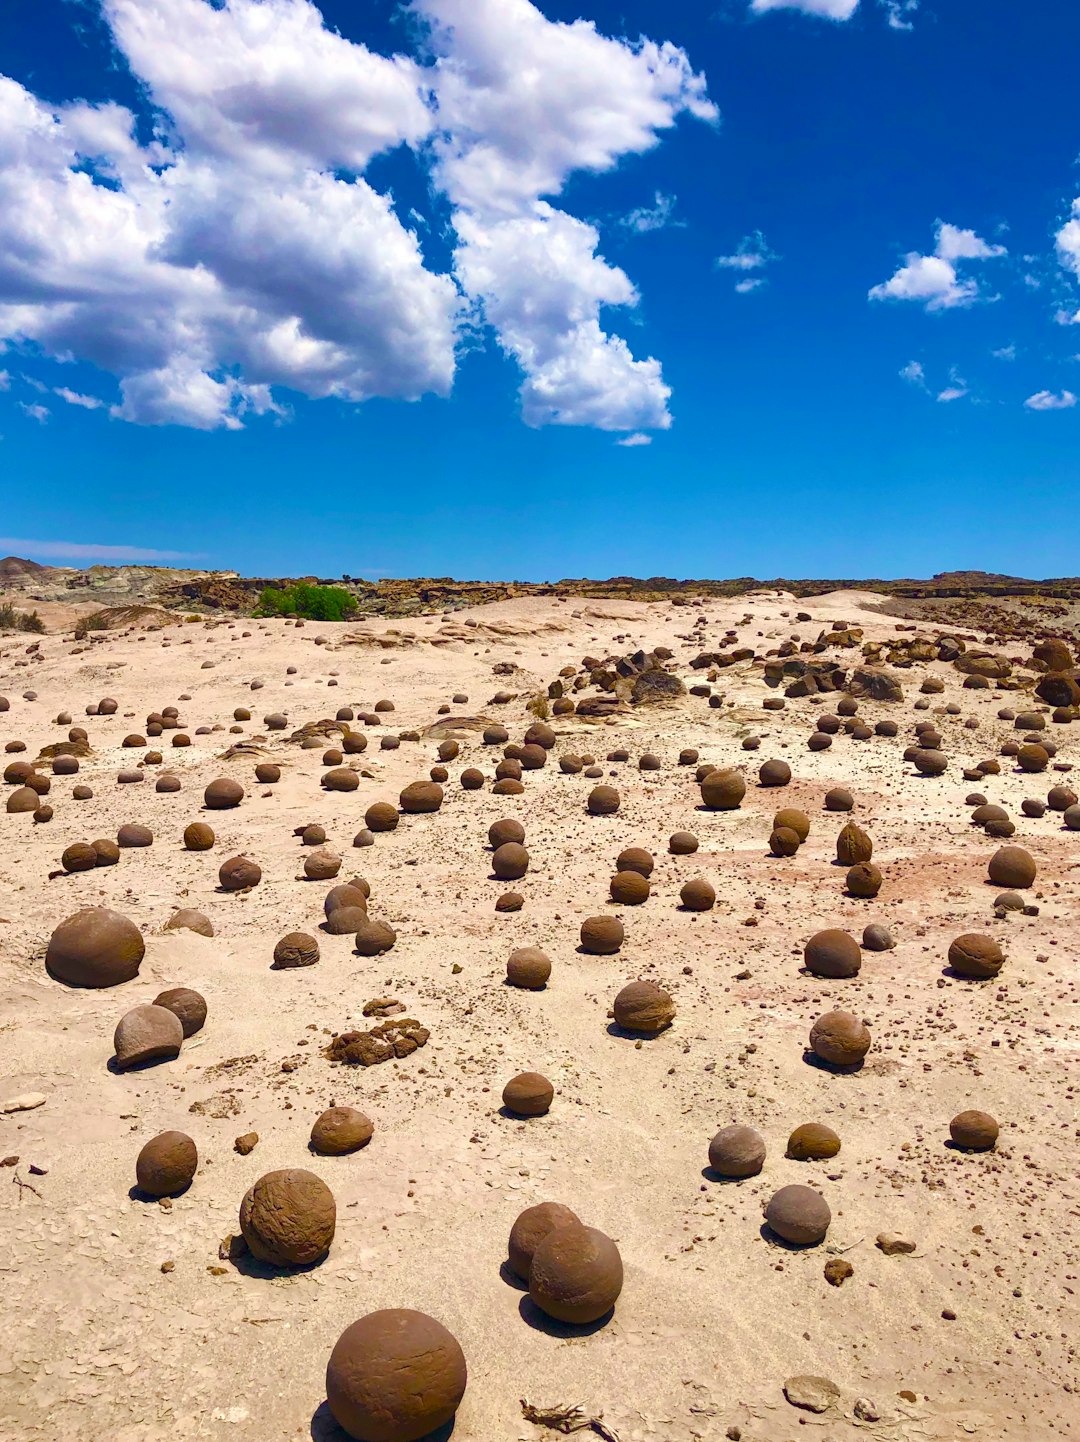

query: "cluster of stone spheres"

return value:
[4, 632, 1074, 1441]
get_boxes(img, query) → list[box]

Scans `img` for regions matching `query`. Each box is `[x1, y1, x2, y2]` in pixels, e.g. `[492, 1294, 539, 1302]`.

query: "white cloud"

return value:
[54, 386, 104, 409]
[899, 359, 927, 389]
[1056, 200, 1080, 276]
[421, 0, 715, 432]
[750, 0, 859, 18]
[991, 344, 1016, 360]
[616, 431, 652, 446]
[0, 370, 9, 391]
[0, 536, 204, 562]
[716, 231, 776, 293]
[18, 402, 49, 422]
[1024, 389, 1076, 411]
[621, 192, 680, 234]
[937, 385, 967, 403]
[869, 221, 1006, 311]
[880, 0, 918, 28]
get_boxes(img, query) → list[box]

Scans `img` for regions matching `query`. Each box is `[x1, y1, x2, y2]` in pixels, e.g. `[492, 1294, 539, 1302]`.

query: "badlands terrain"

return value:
[0, 584, 1078, 1442]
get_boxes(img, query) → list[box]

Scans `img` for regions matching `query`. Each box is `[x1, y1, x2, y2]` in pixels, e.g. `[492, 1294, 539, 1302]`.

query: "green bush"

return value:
[256, 583, 357, 622]
[0, 603, 45, 634]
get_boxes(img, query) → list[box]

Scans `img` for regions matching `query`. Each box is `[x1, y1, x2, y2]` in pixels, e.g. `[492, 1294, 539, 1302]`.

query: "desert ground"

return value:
[0, 587, 1077, 1442]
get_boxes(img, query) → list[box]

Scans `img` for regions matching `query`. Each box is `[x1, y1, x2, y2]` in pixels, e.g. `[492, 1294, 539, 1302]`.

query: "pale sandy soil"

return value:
[1, 590, 1078, 1442]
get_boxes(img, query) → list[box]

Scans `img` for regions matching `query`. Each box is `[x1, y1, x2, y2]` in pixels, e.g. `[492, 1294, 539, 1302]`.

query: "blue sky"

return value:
[0, 0, 1078, 581]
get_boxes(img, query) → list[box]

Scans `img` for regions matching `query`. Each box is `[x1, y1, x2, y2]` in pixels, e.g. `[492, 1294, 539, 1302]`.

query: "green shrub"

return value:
[0, 603, 45, 634]
[256, 583, 357, 622]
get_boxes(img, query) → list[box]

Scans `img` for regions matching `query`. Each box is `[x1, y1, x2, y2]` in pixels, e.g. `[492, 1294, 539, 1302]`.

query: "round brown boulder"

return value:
[322, 767, 359, 792]
[506, 947, 551, 990]
[92, 838, 120, 866]
[184, 821, 215, 851]
[708, 1125, 766, 1179]
[113, 1004, 184, 1070]
[204, 777, 244, 809]
[809, 1009, 870, 1067]
[489, 818, 525, 849]
[365, 801, 399, 832]
[460, 767, 484, 789]
[987, 846, 1036, 889]
[949, 1110, 999, 1151]
[610, 870, 649, 904]
[304, 849, 342, 881]
[700, 769, 745, 810]
[46, 907, 144, 988]
[255, 763, 280, 784]
[239, 1168, 336, 1267]
[310, 1107, 374, 1156]
[7, 786, 39, 813]
[1017, 743, 1049, 773]
[354, 918, 396, 956]
[165, 908, 214, 938]
[492, 841, 529, 881]
[764, 1184, 831, 1245]
[824, 787, 854, 812]
[117, 823, 153, 848]
[669, 830, 699, 855]
[774, 807, 811, 842]
[502, 1072, 554, 1116]
[324, 906, 370, 936]
[587, 785, 620, 816]
[759, 759, 791, 787]
[680, 876, 716, 910]
[616, 846, 654, 878]
[846, 862, 882, 898]
[62, 842, 98, 873]
[508, 1201, 581, 1281]
[274, 932, 320, 968]
[530, 1224, 623, 1325]
[218, 856, 261, 891]
[787, 1123, 841, 1160]
[836, 823, 872, 865]
[136, 1131, 197, 1197]
[613, 979, 674, 1034]
[947, 933, 1004, 979]
[769, 826, 801, 857]
[324, 883, 368, 918]
[153, 987, 207, 1037]
[804, 929, 861, 979]
[580, 915, 623, 954]
[400, 780, 443, 814]
[326, 1309, 467, 1442]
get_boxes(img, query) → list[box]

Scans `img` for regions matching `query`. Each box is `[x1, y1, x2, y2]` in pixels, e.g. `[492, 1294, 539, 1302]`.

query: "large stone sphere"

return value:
[489, 818, 524, 849]
[273, 932, 320, 968]
[774, 807, 810, 841]
[803, 929, 861, 979]
[613, 980, 674, 1034]
[399, 781, 443, 814]
[239, 1168, 336, 1266]
[786, 1123, 841, 1160]
[950, 1110, 999, 1151]
[708, 1125, 765, 1178]
[219, 855, 261, 890]
[587, 785, 620, 816]
[184, 821, 215, 851]
[700, 769, 745, 810]
[609, 870, 649, 904]
[809, 1009, 870, 1067]
[204, 777, 244, 809]
[758, 758, 791, 787]
[836, 823, 872, 865]
[310, 1107, 374, 1155]
[764, 1184, 831, 1245]
[492, 842, 529, 880]
[616, 847, 654, 878]
[580, 915, 623, 954]
[947, 933, 1004, 979]
[365, 802, 398, 832]
[680, 876, 716, 910]
[508, 1201, 581, 1281]
[987, 846, 1036, 889]
[502, 1072, 554, 1116]
[113, 1004, 184, 1070]
[136, 1131, 197, 1197]
[46, 907, 144, 988]
[326, 1309, 467, 1442]
[153, 987, 207, 1037]
[506, 947, 551, 990]
[529, 1224, 623, 1324]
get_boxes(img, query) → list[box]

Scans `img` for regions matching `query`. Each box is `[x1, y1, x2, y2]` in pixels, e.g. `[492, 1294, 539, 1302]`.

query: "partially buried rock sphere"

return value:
[136, 1131, 197, 1197]
[787, 1123, 841, 1160]
[326, 1309, 467, 1442]
[700, 769, 745, 810]
[809, 1009, 870, 1067]
[204, 777, 243, 809]
[153, 987, 207, 1037]
[492, 842, 529, 880]
[274, 932, 320, 968]
[502, 1072, 554, 1116]
[399, 781, 443, 814]
[765, 1184, 831, 1246]
[529, 1224, 623, 1325]
[239, 1168, 336, 1267]
[113, 1004, 184, 1070]
[950, 1110, 999, 1151]
[948, 933, 1004, 979]
[310, 1107, 374, 1155]
[613, 980, 675, 1034]
[46, 907, 144, 988]
[803, 929, 861, 979]
[708, 1125, 766, 1178]
[165, 909, 213, 938]
[219, 856, 261, 891]
[987, 846, 1037, 889]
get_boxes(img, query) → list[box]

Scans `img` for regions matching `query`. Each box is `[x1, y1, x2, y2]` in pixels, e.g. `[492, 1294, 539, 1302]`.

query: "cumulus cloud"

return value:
[869, 221, 1006, 311]
[0, 536, 204, 561]
[750, 0, 859, 18]
[1024, 389, 1076, 411]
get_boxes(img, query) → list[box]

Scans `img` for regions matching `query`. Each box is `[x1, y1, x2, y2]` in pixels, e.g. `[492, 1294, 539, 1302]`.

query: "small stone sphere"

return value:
[493, 842, 529, 880]
[353, 829, 375, 848]
[91, 838, 120, 866]
[773, 807, 810, 841]
[326, 1309, 467, 1442]
[400, 780, 443, 814]
[559, 754, 583, 775]
[580, 915, 623, 954]
[255, 763, 280, 784]
[913, 748, 948, 776]
[846, 862, 882, 898]
[506, 947, 551, 990]
[700, 769, 745, 810]
[807, 731, 831, 751]
[324, 883, 369, 917]
[273, 932, 320, 968]
[53, 754, 79, 776]
[610, 870, 649, 904]
[324, 906, 369, 936]
[587, 784, 620, 816]
[204, 777, 243, 809]
[493, 777, 525, 796]
[759, 759, 791, 787]
[460, 767, 484, 790]
[6, 785, 39, 813]
[342, 732, 368, 755]
[875, 719, 899, 737]
[365, 802, 399, 833]
[769, 826, 801, 858]
[164, 908, 214, 938]
[764, 1184, 831, 1246]
[508, 1202, 581, 1280]
[34, 804, 54, 824]
[525, 721, 556, 750]
[985, 818, 1015, 839]
[118, 823, 153, 848]
[669, 830, 699, 855]
[323, 767, 359, 792]
[218, 855, 261, 891]
[73, 784, 93, 800]
[113, 1004, 184, 1069]
[613, 979, 675, 1033]
[987, 845, 1036, 889]
[804, 929, 862, 979]
[707, 1124, 766, 1178]
[680, 876, 716, 910]
[62, 842, 98, 873]
[184, 821, 215, 851]
[1047, 785, 1078, 811]
[489, 818, 525, 849]
[153, 987, 207, 1037]
[484, 724, 510, 745]
[310, 1106, 374, 1155]
[786, 1123, 841, 1160]
[529, 1224, 623, 1325]
[947, 933, 1004, 979]
[862, 923, 895, 951]
[972, 803, 1008, 828]
[156, 774, 182, 794]
[824, 787, 854, 812]
[234, 707, 251, 721]
[809, 1009, 870, 1067]
[136, 1131, 198, 1198]
[1064, 804, 1080, 831]
[301, 824, 327, 846]
[353, 918, 396, 956]
[950, 1110, 999, 1151]
[239, 1168, 336, 1267]
[617, 846, 654, 878]
[496, 892, 524, 913]
[679, 748, 700, 765]
[836, 822, 872, 865]
[502, 1072, 554, 1116]
[639, 752, 662, 771]
[1017, 743, 1049, 773]
[3, 759, 33, 785]
[495, 759, 522, 782]
[519, 743, 547, 770]
[46, 907, 144, 988]
[304, 849, 342, 881]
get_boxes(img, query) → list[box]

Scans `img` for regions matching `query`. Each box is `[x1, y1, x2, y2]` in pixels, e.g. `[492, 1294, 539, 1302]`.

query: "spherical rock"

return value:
[354, 918, 396, 956]
[239, 1168, 336, 1267]
[117, 823, 153, 848]
[1047, 785, 1077, 811]
[616, 847, 654, 878]
[580, 915, 623, 954]
[587, 785, 620, 816]
[324, 884, 368, 918]
[113, 1004, 184, 1070]
[700, 769, 745, 810]
[184, 821, 215, 851]
[950, 1110, 999, 1151]
[326, 1309, 466, 1442]
[92, 838, 120, 866]
[506, 947, 551, 990]
[809, 1009, 870, 1067]
[273, 932, 320, 968]
[62, 842, 98, 873]
[774, 807, 810, 842]
[496, 891, 524, 913]
[310, 1107, 373, 1155]
[707, 1125, 766, 1178]
[824, 787, 854, 812]
[1064, 804, 1080, 831]
[324, 906, 370, 936]
[323, 767, 359, 792]
[862, 923, 895, 951]
[365, 802, 399, 833]
[764, 1185, 831, 1245]
[204, 777, 244, 809]
[769, 826, 801, 858]
[613, 979, 674, 1034]
[136, 1131, 197, 1198]
[218, 855, 261, 891]
[304, 849, 342, 881]
[525, 721, 556, 750]
[913, 748, 948, 777]
[846, 862, 882, 898]
[460, 767, 484, 790]
[165, 908, 214, 938]
[947, 933, 1004, 979]
[399, 781, 443, 814]
[987, 846, 1036, 889]
[669, 830, 699, 855]
[153, 987, 207, 1037]
[804, 929, 861, 979]
[787, 1124, 841, 1161]
[489, 818, 525, 849]
[836, 822, 872, 865]
[7, 786, 38, 813]
[492, 842, 529, 881]
[508, 1202, 581, 1281]
[610, 870, 649, 904]
[530, 1224, 623, 1325]
[502, 1072, 554, 1116]
[680, 876, 716, 910]
[256, 763, 281, 784]
[759, 759, 791, 787]
[46, 907, 144, 988]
